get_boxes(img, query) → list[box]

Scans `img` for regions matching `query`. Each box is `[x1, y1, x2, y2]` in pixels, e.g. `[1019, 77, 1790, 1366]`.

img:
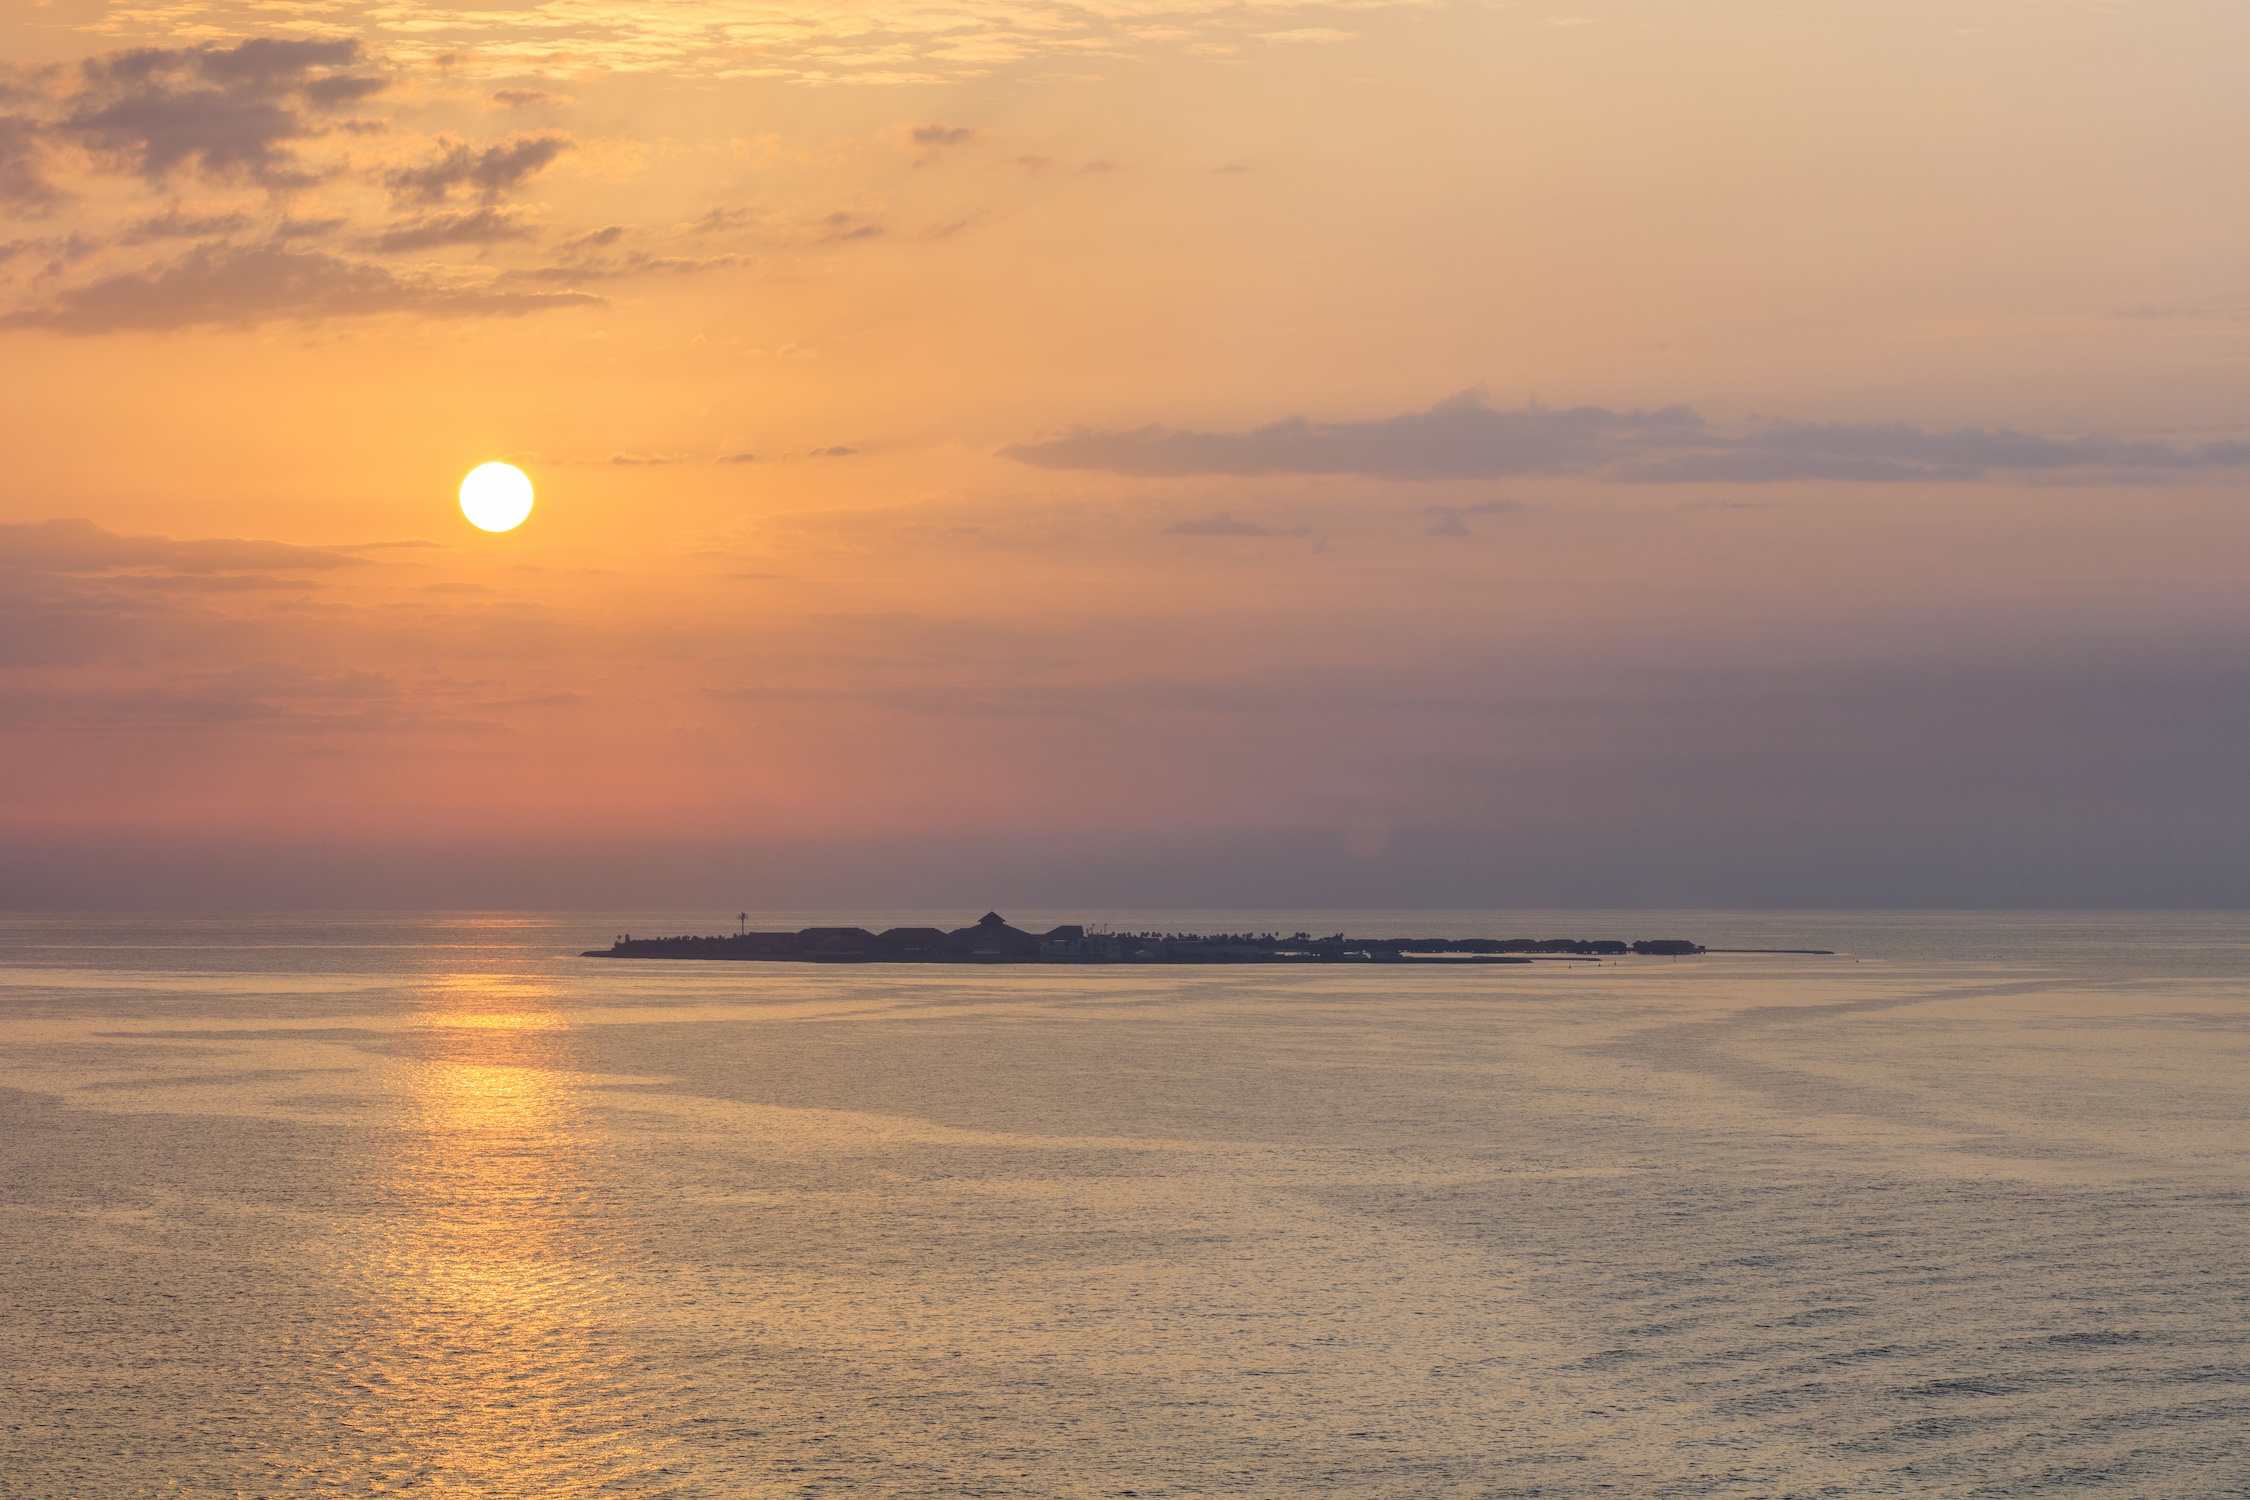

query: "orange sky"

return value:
[3, 1, 2247, 907]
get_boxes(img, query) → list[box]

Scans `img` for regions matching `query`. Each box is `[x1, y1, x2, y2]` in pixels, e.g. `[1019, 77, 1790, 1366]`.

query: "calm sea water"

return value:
[2, 910, 2245, 1497]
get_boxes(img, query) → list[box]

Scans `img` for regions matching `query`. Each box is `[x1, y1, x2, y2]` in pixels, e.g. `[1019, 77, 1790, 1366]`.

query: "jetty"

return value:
[584, 912, 1710, 965]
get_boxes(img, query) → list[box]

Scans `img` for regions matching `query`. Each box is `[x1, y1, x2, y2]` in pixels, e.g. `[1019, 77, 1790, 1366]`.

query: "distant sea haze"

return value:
[1, 910, 2244, 1495]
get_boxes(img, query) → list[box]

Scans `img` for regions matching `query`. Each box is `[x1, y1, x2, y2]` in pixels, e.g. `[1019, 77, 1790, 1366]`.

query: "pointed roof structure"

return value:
[948, 911, 1039, 956]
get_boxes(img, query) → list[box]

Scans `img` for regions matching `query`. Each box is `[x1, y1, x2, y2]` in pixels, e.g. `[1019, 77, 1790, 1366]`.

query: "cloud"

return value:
[0, 114, 57, 209]
[490, 88, 573, 110]
[497, 250, 745, 284]
[0, 668, 437, 733]
[681, 206, 878, 248]
[684, 206, 755, 234]
[816, 211, 882, 243]
[1007, 390, 2250, 484]
[385, 131, 572, 205]
[1758, 421, 2250, 473]
[1612, 423, 2250, 483]
[273, 214, 347, 241]
[1006, 389, 1702, 479]
[0, 241, 599, 333]
[0, 518, 365, 575]
[57, 37, 385, 189]
[1164, 512, 1306, 536]
[908, 123, 978, 161]
[1423, 498, 1526, 535]
[0, 230, 103, 269]
[118, 205, 256, 243]
[560, 224, 624, 252]
[906, 123, 982, 166]
[810, 445, 858, 457]
[368, 205, 536, 252]
[1611, 451, 1972, 484]
[1013, 154, 1118, 176]
[909, 124, 981, 147]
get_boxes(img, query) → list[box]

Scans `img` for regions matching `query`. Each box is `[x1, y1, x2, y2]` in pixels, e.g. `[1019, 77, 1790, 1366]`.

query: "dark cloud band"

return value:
[0, 242, 597, 333]
[1005, 391, 2250, 484]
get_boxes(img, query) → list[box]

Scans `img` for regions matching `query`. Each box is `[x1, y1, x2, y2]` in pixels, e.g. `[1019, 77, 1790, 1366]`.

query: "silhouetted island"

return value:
[584, 912, 1712, 964]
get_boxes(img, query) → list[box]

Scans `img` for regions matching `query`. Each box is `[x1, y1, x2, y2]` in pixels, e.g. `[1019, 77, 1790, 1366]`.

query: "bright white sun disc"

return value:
[459, 462, 534, 532]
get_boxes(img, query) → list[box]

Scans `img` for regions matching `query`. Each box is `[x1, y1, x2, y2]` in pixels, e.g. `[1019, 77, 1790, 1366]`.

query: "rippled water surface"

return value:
[3, 910, 2246, 1497]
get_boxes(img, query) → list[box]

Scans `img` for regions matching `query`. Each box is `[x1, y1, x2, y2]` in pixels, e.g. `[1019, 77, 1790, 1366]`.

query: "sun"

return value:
[459, 462, 534, 532]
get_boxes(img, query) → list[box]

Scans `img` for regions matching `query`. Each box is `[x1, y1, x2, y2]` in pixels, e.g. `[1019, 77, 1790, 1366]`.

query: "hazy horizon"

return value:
[6, 826, 2248, 911]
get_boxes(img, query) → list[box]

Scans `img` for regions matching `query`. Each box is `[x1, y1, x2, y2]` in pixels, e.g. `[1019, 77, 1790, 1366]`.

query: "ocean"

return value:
[1, 910, 2244, 1497]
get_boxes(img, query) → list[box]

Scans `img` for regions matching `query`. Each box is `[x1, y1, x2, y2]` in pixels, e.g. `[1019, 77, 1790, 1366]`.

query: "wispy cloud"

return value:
[906, 122, 984, 166]
[560, 224, 624, 252]
[366, 205, 537, 252]
[118, 205, 256, 243]
[1423, 498, 1526, 535]
[1008, 391, 2250, 485]
[497, 250, 745, 285]
[384, 130, 572, 205]
[490, 88, 573, 111]
[0, 242, 597, 333]
[1165, 512, 1308, 536]
[0, 113, 58, 209]
[0, 517, 367, 575]
[1007, 389, 1699, 479]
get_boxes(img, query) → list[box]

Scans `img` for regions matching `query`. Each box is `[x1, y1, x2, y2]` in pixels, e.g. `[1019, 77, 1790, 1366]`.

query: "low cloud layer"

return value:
[0, 517, 366, 575]
[1007, 390, 1698, 479]
[1165, 512, 1309, 536]
[1006, 391, 2250, 485]
[1423, 498, 1526, 535]
[0, 242, 597, 332]
[6, 510, 2248, 906]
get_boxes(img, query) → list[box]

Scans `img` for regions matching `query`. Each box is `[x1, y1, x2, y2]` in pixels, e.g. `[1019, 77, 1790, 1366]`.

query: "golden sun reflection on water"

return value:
[399, 977, 577, 1147]
[299, 975, 681, 1494]
[412, 972, 571, 1026]
[418, 1011, 569, 1029]
[414, 1057, 563, 1129]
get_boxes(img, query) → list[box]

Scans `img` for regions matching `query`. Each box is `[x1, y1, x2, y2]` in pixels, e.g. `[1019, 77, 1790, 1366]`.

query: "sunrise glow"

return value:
[5, 5, 2246, 1496]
